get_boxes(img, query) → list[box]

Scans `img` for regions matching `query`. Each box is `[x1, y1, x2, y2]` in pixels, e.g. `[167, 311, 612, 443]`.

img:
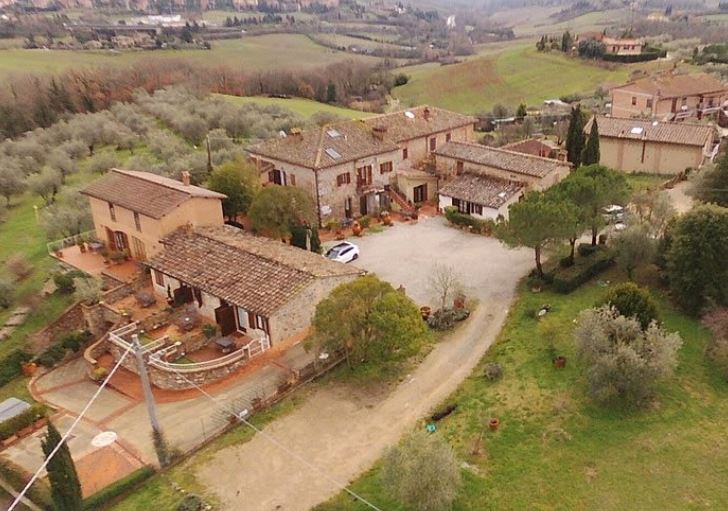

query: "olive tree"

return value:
[575, 306, 682, 406]
[207, 158, 260, 220]
[249, 186, 317, 239]
[381, 431, 462, 511]
[27, 167, 62, 205]
[613, 223, 657, 280]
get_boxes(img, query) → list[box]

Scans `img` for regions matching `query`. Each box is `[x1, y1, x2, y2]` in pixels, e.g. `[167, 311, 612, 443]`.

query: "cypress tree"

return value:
[41, 421, 82, 511]
[566, 105, 586, 167]
[581, 117, 600, 165]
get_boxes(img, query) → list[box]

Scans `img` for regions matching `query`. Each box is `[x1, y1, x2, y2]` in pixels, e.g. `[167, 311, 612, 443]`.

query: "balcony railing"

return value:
[47, 230, 97, 255]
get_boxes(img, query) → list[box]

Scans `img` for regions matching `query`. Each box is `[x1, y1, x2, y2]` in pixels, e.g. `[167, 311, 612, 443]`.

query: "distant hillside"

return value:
[1, 0, 338, 11]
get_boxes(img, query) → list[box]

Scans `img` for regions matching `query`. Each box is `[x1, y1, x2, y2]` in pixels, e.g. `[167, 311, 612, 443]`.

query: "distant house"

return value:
[432, 141, 572, 219]
[610, 73, 728, 121]
[82, 169, 226, 260]
[146, 225, 363, 346]
[601, 36, 644, 56]
[585, 115, 716, 174]
[248, 106, 476, 224]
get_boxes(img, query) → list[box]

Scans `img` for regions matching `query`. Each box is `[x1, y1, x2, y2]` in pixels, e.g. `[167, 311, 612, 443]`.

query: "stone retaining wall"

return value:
[148, 353, 251, 390]
[28, 302, 84, 353]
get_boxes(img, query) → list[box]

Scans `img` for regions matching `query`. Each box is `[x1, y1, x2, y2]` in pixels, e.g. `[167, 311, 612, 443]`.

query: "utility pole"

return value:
[132, 334, 168, 466]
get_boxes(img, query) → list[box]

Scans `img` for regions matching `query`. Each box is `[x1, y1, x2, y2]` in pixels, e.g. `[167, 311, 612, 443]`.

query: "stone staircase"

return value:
[387, 187, 415, 215]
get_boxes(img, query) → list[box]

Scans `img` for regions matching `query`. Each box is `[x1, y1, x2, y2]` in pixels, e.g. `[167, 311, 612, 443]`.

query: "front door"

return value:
[114, 231, 129, 251]
[173, 285, 193, 306]
[359, 195, 368, 216]
[413, 184, 428, 203]
[215, 303, 237, 336]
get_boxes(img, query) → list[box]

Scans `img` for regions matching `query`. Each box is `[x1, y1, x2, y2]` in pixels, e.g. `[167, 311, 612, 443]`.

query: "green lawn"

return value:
[216, 94, 372, 120]
[393, 44, 631, 113]
[0, 34, 378, 81]
[315, 266, 728, 511]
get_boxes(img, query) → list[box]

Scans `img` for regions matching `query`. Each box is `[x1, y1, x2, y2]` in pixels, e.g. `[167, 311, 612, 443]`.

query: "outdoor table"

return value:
[215, 336, 235, 354]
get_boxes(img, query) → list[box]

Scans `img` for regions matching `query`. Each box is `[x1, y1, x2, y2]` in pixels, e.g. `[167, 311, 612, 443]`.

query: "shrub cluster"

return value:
[82, 465, 155, 510]
[0, 350, 32, 387]
[0, 403, 47, 441]
[443, 206, 495, 235]
[601, 48, 666, 63]
[599, 283, 659, 330]
[36, 344, 66, 368]
[548, 248, 614, 294]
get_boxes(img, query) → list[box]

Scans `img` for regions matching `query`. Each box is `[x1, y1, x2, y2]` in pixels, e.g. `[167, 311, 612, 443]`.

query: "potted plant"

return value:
[453, 293, 466, 310]
[21, 362, 38, 377]
[381, 210, 392, 226]
[489, 418, 500, 431]
[202, 324, 217, 339]
[109, 250, 125, 265]
[553, 356, 567, 369]
[352, 220, 363, 237]
[420, 306, 432, 320]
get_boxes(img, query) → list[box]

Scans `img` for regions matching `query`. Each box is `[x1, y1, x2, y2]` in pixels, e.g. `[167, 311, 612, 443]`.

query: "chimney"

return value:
[181, 171, 191, 186]
[423, 107, 431, 121]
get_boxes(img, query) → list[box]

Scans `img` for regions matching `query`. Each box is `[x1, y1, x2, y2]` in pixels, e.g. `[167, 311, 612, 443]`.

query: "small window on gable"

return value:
[108, 202, 116, 221]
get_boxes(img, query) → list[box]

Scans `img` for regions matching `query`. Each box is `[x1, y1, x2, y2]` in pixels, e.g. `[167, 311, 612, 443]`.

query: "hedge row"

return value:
[0, 350, 32, 387]
[82, 465, 155, 510]
[602, 49, 666, 63]
[444, 206, 495, 235]
[547, 248, 615, 294]
[0, 403, 47, 441]
[0, 459, 52, 509]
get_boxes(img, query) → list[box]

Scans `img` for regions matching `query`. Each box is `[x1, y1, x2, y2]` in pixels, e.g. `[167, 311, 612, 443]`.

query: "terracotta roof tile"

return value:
[434, 141, 571, 178]
[146, 226, 363, 316]
[613, 73, 727, 99]
[586, 115, 715, 146]
[440, 175, 524, 209]
[501, 138, 561, 158]
[81, 169, 225, 219]
[249, 106, 476, 170]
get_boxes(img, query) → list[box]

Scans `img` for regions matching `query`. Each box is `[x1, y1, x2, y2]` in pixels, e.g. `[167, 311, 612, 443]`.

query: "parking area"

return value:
[336, 215, 533, 306]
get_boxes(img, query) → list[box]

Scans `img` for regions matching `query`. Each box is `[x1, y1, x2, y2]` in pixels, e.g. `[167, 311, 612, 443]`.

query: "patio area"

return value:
[51, 243, 141, 284]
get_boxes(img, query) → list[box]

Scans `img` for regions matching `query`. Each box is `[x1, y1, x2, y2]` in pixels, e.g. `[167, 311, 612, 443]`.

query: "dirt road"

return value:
[196, 219, 532, 510]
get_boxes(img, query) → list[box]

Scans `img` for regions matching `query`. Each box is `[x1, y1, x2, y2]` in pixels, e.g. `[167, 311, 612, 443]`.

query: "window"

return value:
[473, 204, 483, 216]
[681, 96, 687, 105]
[133, 212, 141, 232]
[456, 161, 464, 175]
[289, 174, 296, 186]
[379, 161, 393, 174]
[429, 137, 436, 151]
[356, 165, 372, 187]
[646, 98, 653, 109]
[451, 198, 461, 209]
[631, 96, 637, 106]
[446, 132, 452, 142]
[402, 148, 408, 160]
[108, 202, 116, 221]
[153, 269, 164, 286]
[336, 172, 351, 187]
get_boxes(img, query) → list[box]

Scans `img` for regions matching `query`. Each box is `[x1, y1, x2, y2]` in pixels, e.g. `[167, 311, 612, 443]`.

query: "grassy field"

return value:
[216, 94, 372, 119]
[314, 33, 411, 52]
[0, 34, 377, 80]
[393, 44, 631, 113]
[315, 264, 728, 511]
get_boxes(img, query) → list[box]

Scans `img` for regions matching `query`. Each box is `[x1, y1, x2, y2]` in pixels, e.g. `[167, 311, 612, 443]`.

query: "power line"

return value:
[8, 344, 133, 511]
[171, 369, 386, 511]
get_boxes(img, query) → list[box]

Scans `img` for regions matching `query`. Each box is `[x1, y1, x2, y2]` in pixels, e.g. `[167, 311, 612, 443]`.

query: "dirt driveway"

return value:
[195, 217, 532, 510]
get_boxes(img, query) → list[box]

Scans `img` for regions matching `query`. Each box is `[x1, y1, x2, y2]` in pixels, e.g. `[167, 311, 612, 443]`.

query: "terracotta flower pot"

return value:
[489, 418, 500, 432]
[453, 294, 466, 309]
[352, 221, 363, 237]
[420, 306, 432, 320]
[553, 356, 567, 369]
[21, 362, 38, 377]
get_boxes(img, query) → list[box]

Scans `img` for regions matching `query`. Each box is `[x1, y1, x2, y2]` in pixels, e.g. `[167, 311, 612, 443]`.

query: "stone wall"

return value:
[148, 354, 250, 390]
[28, 302, 84, 353]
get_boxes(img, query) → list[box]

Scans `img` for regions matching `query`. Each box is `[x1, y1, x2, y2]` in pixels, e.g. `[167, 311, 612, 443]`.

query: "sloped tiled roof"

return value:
[361, 106, 477, 143]
[586, 115, 715, 147]
[248, 106, 476, 170]
[249, 121, 398, 170]
[440, 175, 524, 209]
[82, 169, 225, 219]
[613, 73, 727, 99]
[434, 141, 570, 178]
[502, 138, 561, 158]
[146, 226, 363, 316]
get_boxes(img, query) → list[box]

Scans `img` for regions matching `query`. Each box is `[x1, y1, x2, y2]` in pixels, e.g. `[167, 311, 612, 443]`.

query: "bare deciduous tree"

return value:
[429, 263, 463, 310]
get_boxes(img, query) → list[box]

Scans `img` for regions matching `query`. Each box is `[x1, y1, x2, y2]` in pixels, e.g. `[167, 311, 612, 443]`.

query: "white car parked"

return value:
[325, 242, 360, 263]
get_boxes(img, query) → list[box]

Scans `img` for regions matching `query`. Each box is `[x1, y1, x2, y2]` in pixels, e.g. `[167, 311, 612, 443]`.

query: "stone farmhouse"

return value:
[147, 225, 363, 347]
[601, 36, 644, 56]
[81, 169, 226, 261]
[586, 115, 717, 175]
[609, 72, 728, 121]
[433, 141, 572, 220]
[248, 106, 477, 225]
